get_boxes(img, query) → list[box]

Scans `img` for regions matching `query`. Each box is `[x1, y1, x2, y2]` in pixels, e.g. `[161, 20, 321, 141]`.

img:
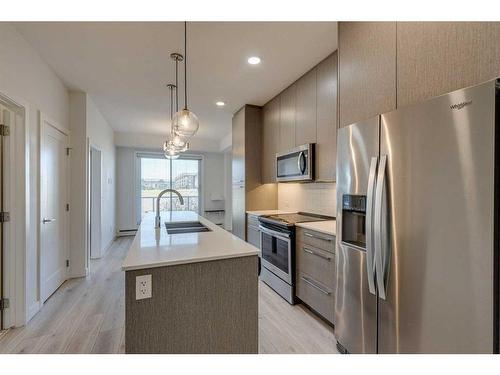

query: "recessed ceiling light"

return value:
[216, 101, 226, 107]
[247, 56, 261, 65]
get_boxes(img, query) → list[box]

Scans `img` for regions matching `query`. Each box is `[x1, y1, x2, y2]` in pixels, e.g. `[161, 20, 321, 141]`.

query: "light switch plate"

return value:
[135, 274, 152, 300]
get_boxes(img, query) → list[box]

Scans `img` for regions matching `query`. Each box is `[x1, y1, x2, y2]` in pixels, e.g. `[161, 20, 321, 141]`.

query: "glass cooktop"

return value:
[259, 212, 334, 227]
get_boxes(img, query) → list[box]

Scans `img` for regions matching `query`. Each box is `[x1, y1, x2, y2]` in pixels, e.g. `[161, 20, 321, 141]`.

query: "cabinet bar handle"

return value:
[300, 276, 331, 295]
[303, 246, 332, 261]
[305, 232, 332, 242]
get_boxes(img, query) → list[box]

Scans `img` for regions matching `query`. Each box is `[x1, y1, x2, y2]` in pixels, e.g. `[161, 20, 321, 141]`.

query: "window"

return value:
[138, 153, 202, 218]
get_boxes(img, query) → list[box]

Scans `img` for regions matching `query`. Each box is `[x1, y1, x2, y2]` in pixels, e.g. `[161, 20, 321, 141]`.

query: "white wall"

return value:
[223, 148, 232, 230]
[116, 147, 139, 231]
[116, 146, 226, 231]
[0, 23, 70, 323]
[278, 182, 337, 217]
[86, 96, 116, 253]
[115, 131, 221, 153]
[69, 91, 87, 277]
[69, 92, 116, 269]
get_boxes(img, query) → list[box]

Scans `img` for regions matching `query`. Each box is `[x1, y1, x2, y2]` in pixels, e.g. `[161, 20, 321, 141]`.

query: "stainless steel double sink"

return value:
[164, 221, 211, 234]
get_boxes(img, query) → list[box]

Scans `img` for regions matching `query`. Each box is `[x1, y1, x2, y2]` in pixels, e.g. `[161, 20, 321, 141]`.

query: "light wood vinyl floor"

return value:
[0, 237, 337, 354]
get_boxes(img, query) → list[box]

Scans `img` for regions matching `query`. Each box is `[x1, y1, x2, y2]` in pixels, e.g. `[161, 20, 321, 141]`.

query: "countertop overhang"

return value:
[122, 211, 260, 271]
[295, 220, 336, 236]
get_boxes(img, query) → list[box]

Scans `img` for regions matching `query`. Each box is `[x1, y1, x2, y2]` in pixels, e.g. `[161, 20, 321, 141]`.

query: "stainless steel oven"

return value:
[276, 143, 314, 182]
[259, 223, 294, 303]
[259, 225, 292, 283]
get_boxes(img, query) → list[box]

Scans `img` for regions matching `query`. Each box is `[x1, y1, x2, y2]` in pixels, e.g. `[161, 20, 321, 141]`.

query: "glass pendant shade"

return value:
[172, 109, 199, 138]
[163, 140, 180, 159]
[164, 148, 180, 159]
[171, 132, 188, 149]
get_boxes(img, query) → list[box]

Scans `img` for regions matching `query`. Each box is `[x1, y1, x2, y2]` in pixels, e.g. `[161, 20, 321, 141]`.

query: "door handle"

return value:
[300, 276, 331, 295]
[303, 246, 332, 261]
[374, 155, 389, 300]
[365, 157, 378, 295]
[42, 218, 56, 224]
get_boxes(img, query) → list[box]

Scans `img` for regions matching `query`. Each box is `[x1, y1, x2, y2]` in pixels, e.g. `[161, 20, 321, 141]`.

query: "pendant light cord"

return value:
[184, 21, 188, 110]
[175, 58, 179, 112]
[169, 85, 174, 133]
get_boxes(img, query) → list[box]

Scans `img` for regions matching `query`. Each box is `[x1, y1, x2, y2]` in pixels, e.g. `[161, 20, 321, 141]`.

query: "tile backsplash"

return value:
[278, 182, 336, 217]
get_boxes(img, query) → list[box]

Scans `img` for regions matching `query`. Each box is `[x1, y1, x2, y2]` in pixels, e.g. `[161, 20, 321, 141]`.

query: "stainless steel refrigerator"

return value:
[335, 78, 500, 354]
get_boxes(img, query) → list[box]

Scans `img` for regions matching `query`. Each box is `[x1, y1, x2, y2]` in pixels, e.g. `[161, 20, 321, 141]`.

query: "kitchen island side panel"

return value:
[125, 255, 258, 353]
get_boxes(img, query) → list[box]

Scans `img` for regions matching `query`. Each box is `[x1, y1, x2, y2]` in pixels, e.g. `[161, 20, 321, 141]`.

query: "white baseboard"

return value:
[27, 300, 41, 324]
[102, 236, 117, 253]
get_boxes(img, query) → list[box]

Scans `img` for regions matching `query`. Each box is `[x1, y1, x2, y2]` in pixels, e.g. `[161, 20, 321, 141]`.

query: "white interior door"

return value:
[90, 148, 102, 259]
[0, 103, 12, 329]
[40, 119, 69, 303]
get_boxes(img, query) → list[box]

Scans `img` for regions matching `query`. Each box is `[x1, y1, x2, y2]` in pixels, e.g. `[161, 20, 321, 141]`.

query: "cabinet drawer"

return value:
[247, 214, 260, 227]
[296, 242, 335, 289]
[247, 225, 261, 249]
[296, 227, 335, 253]
[296, 271, 334, 324]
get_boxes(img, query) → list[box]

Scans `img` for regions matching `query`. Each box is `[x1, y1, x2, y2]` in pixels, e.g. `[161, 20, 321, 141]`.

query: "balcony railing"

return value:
[141, 195, 199, 216]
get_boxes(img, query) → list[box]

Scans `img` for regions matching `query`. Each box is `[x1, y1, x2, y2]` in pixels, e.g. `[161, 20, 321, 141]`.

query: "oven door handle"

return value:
[258, 225, 291, 241]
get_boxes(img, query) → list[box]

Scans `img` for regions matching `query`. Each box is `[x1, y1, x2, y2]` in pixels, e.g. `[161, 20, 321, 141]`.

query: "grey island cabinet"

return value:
[122, 211, 259, 354]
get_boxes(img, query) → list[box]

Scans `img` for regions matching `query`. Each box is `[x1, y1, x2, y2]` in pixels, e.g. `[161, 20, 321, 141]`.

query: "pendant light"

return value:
[170, 52, 189, 152]
[172, 22, 200, 138]
[164, 83, 180, 160]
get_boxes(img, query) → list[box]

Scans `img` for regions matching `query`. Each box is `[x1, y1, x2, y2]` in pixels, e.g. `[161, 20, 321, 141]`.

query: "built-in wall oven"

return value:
[276, 143, 314, 182]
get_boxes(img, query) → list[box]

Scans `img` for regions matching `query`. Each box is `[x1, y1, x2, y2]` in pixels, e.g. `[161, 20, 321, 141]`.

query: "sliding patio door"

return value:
[138, 153, 201, 218]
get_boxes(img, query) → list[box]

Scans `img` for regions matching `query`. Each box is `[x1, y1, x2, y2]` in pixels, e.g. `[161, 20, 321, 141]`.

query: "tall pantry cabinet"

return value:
[232, 105, 277, 240]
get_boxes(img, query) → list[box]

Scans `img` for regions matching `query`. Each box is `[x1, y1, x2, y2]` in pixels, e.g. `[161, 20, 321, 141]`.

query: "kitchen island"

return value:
[122, 211, 259, 354]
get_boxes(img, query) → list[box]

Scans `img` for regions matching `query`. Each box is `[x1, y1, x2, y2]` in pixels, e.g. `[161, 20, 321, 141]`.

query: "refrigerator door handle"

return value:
[365, 156, 378, 295]
[374, 154, 389, 300]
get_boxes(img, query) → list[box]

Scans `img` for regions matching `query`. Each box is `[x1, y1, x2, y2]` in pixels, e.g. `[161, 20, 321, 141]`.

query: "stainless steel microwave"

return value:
[276, 143, 314, 182]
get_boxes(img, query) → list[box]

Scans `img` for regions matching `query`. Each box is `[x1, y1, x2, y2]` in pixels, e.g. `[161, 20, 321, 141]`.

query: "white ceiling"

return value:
[14, 22, 337, 141]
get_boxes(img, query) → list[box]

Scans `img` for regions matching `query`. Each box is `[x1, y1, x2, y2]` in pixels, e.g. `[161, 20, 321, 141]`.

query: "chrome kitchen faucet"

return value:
[155, 189, 184, 228]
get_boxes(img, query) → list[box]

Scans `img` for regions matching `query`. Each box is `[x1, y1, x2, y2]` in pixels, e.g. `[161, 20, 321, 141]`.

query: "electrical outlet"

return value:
[135, 274, 152, 300]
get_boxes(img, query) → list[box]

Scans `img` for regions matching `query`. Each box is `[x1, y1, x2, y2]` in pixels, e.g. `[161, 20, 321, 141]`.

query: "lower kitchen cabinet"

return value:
[246, 214, 261, 249]
[295, 227, 335, 324]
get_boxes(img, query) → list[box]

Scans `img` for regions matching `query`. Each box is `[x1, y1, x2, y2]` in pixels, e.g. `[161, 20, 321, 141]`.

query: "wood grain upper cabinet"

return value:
[295, 68, 317, 146]
[338, 22, 397, 127]
[279, 84, 296, 153]
[315, 52, 338, 182]
[261, 97, 280, 184]
[397, 22, 500, 107]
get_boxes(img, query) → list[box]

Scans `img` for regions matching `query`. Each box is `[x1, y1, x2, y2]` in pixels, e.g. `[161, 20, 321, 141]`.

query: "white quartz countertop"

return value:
[296, 220, 336, 236]
[246, 210, 296, 216]
[122, 211, 259, 271]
